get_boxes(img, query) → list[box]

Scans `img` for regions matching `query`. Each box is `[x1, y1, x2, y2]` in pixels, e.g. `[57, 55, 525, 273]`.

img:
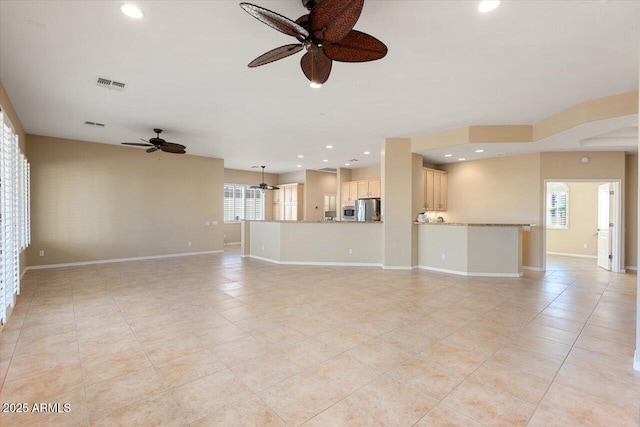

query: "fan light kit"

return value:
[121, 4, 144, 19]
[121, 129, 186, 154]
[251, 166, 279, 190]
[240, 0, 387, 86]
[478, 0, 500, 13]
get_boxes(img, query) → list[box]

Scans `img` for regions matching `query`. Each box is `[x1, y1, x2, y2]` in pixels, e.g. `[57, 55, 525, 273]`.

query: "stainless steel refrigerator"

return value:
[355, 198, 381, 221]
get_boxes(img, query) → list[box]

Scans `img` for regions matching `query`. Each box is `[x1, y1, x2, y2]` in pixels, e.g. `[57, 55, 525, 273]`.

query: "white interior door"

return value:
[597, 183, 612, 270]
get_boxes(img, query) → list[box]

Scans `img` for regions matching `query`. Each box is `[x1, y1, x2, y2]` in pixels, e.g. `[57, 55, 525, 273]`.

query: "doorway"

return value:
[543, 179, 624, 273]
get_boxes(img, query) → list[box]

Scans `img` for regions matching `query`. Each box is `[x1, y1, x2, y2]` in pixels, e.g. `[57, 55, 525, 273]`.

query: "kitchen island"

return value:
[241, 220, 383, 266]
[417, 223, 531, 277]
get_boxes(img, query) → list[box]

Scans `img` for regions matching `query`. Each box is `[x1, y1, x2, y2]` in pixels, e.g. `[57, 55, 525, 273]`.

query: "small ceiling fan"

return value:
[240, 0, 387, 86]
[250, 166, 279, 190]
[121, 129, 186, 154]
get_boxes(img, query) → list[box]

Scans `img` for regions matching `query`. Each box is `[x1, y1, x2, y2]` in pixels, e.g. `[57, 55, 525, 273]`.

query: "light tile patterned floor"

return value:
[0, 248, 638, 426]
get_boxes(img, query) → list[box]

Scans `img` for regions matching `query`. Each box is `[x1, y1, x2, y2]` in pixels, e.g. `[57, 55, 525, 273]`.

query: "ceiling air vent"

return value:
[84, 121, 105, 127]
[96, 77, 127, 91]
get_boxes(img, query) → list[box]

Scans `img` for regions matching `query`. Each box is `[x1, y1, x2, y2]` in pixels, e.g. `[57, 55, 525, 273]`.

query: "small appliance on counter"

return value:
[355, 198, 381, 222]
[342, 205, 355, 221]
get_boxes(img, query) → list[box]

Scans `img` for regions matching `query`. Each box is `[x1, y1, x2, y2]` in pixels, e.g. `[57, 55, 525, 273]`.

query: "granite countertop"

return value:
[414, 222, 534, 227]
[250, 220, 383, 224]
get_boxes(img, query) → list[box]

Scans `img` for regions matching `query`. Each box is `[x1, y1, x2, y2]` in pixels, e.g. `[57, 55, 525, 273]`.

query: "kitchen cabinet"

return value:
[341, 181, 359, 205]
[422, 168, 447, 211]
[357, 179, 381, 199]
[274, 183, 304, 220]
[273, 188, 283, 204]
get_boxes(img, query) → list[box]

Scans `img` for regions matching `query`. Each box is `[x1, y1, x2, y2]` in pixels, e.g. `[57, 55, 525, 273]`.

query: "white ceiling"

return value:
[0, 0, 638, 173]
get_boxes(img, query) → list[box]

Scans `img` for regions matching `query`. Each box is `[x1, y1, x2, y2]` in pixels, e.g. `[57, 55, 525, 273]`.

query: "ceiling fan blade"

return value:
[323, 30, 388, 62]
[300, 49, 332, 84]
[266, 185, 280, 190]
[122, 142, 154, 147]
[240, 3, 309, 41]
[248, 44, 304, 67]
[146, 147, 159, 153]
[309, 0, 364, 43]
[160, 147, 186, 154]
[161, 142, 186, 150]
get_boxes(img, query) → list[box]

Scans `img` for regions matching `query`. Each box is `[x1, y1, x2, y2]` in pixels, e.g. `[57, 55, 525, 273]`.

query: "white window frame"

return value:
[0, 106, 30, 325]
[224, 184, 265, 223]
[547, 183, 569, 230]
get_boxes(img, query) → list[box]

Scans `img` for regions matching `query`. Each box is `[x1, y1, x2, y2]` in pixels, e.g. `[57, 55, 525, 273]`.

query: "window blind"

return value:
[0, 108, 30, 325]
[223, 184, 265, 222]
[547, 191, 568, 228]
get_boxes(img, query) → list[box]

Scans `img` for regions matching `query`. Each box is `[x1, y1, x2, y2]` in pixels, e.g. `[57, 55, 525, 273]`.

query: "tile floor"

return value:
[0, 248, 638, 426]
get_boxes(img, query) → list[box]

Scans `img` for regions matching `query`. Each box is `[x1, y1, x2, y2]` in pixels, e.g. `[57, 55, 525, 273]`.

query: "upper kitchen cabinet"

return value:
[422, 168, 447, 211]
[357, 179, 381, 199]
[341, 181, 359, 205]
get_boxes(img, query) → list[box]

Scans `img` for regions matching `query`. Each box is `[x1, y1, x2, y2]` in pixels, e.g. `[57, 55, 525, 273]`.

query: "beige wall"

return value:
[442, 153, 541, 267]
[27, 135, 224, 266]
[278, 170, 305, 185]
[382, 138, 414, 268]
[547, 182, 600, 256]
[223, 168, 277, 243]
[351, 166, 380, 181]
[248, 221, 382, 264]
[304, 170, 337, 222]
[626, 154, 638, 268]
[442, 153, 541, 224]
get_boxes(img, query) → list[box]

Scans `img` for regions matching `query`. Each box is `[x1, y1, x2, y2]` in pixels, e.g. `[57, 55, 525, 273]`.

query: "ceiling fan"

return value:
[240, 0, 387, 86]
[250, 166, 279, 190]
[121, 129, 186, 154]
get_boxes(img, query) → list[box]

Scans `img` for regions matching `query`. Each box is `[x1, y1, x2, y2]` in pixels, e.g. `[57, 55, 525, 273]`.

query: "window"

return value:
[0, 107, 30, 325]
[547, 183, 569, 229]
[224, 184, 264, 222]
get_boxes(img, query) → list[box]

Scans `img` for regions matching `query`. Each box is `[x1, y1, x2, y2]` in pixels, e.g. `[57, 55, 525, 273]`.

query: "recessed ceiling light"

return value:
[345, 163, 350, 166]
[322, 159, 329, 162]
[478, 0, 500, 13]
[121, 4, 144, 19]
[458, 158, 466, 161]
[297, 164, 302, 168]
[297, 155, 304, 158]
[364, 151, 370, 155]
[444, 154, 453, 158]
[310, 82, 322, 89]
[326, 145, 333, 149]
[475, 149, 484, 153]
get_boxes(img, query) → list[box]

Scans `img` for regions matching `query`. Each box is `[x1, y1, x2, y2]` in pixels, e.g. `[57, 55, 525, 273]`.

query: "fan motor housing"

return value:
[302, 0, 323, 11]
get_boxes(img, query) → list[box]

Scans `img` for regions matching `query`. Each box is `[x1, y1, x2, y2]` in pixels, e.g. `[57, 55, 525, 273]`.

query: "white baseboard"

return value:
[625, 266, 637, 271]
[382, 266, 413, 270]
[224, 242, 241, 246]
[248, 255, 381, 268]
[546, 252, 597, 259]
[418, 265, 522, 278]
[523, 265, 545, 272]
[26, 250, 224, 270]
